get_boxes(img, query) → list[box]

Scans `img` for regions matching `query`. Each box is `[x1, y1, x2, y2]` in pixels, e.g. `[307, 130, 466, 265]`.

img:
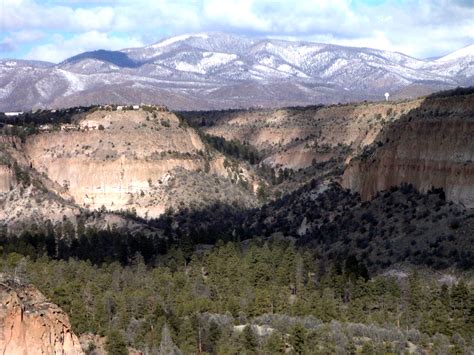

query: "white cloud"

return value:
[202, 0, 271, 32]
[2, 0, 473, 60]
[0, 30, 44, 52]
[73, 7, 116, 31]
[1, 0, 120, 32]
[11, 30, 44, 43]
[24, 31, 143, 62]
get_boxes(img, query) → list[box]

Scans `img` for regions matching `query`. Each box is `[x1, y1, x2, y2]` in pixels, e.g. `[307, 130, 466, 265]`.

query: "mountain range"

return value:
[0, 32, 472, 111]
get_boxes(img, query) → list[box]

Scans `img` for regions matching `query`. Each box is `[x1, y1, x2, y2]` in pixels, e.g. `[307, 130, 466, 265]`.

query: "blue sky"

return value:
[1, 0, 473, 62]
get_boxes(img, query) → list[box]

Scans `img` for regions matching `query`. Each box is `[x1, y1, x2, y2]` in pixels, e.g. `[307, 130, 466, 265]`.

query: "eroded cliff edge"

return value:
[0, 274, 84, 354]
[343, 92, 474, 208]
[0, 107, 261, 227]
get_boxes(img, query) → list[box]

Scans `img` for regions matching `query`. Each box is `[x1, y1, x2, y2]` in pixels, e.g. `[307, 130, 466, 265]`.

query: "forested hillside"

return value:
[3, 240, 473, 354]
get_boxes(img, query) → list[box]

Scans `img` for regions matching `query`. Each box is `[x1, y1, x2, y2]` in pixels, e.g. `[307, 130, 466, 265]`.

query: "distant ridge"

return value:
[61, 49, 139, 68]
[0, 33, 472, 111]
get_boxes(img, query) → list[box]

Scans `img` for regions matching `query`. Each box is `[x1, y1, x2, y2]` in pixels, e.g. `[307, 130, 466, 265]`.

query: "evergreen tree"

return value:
[242, 325, 258, 353]
[289, 324, 306, 354]
[158, 323, 182, 355]
[264, 331, 285, 354]
[105, 329, 128, 355]
[205, 320, 222, 353]
[177, 317, 197, 354]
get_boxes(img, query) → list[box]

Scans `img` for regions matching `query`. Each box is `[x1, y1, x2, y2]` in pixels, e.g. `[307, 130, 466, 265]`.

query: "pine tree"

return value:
[105, 329, 128, 355]
[450, 280, 470, 336]
[289, 324, 306, 354]
[317, 288, 340, 322]
[264, 331, 285, 354]
[406, 272, 424, 326]
[427, 299, 452, 336]
[159, 323, 182, 355]
[242, 325, 258, 353]
[177, 317, 197, 354]
[206, 320, 222, 353]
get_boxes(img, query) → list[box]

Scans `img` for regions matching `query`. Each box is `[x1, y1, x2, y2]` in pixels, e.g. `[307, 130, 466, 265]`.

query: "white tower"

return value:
[384, 92, 390, 101]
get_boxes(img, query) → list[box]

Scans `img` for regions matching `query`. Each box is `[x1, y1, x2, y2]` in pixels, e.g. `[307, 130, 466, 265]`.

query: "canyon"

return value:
[0, 106, 261, 229]
[184, 90, 474, 207]
[0, 88, 472, 354]
[1, 90, 473, 232]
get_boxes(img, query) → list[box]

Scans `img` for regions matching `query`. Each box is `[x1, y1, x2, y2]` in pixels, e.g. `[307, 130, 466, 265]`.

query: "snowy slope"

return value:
[0, 33, 472, 111]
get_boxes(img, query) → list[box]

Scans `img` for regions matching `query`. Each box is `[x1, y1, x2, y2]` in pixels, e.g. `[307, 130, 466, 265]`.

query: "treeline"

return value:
[2, 240, 472, 354]
[427, 86, 474, 99]
[0, 224, 167, 266]
[2, 182, 471, 272]
[145, 183, 473, 271]
[200, 132, 261, 164]
[174, 110, 263, 165]
[257, 164, 295, 186]
[0, 106, 98, 141]
[0, 106, 95, 126]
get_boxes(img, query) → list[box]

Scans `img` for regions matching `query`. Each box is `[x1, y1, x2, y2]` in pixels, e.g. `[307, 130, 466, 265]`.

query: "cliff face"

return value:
[24, 110, 201, 213]
[0, 136, 21, 193]
[183, 99, 423, 170]
[11, 108, 259, 219]
[0, 275, 84, 355]
[0, 165, 14, 193]
[2, 94, 471, 227]
[343, 94, 474, 208]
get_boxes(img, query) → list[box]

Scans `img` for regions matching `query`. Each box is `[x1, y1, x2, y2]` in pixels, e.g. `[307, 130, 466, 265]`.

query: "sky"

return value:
[0, 0, 473, 63]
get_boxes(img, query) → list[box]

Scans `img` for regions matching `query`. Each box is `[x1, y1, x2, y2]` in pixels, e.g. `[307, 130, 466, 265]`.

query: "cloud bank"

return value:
[0, 0, 473, 62]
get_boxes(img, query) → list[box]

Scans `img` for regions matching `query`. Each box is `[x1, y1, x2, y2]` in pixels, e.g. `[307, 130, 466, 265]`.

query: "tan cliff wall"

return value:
[194, 99, 423, 169]
[18, 109, 259, 218]
[0, 136, 21, 193]
[31, 154, 204, 209]
[0, 276, 84, 355]
[0, 135, 84, 230]
[23, 111, 207, 216]
[0, 165, 14, 193]
[342, 94, 474, 208]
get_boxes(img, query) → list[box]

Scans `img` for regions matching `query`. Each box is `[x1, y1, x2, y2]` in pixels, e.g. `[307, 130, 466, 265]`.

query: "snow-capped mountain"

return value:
[0, 33, 472, 111]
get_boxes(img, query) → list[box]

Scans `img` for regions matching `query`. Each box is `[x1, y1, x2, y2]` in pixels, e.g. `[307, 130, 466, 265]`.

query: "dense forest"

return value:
[2, 183, 472, 272]
[2, 239, 473, 354]
[1, 181, 471, 353]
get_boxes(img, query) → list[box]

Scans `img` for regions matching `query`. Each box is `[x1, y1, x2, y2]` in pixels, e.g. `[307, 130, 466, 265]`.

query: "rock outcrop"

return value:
[182, 99, 423, 170]
[24, 109, 207, 215]
[343, 93, 474, 207]
[0, 165, 14, 193]
[0, 275, 84, 354]
[0, 136, 21, 193]
[2, 92, 472, 228]
[0, 108, 260, 222]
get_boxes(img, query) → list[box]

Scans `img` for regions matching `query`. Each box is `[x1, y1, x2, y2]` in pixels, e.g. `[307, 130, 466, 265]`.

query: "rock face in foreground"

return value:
[0, 275, 84, 355]
[343, 93, 474, 208]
